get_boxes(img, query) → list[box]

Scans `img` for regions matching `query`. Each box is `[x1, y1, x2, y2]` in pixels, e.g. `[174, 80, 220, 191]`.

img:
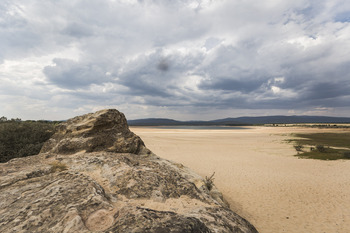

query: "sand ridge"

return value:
[131, 126, 350, 233]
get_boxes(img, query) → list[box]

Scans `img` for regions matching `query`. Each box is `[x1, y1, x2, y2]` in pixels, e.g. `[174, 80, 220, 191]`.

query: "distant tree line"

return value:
[0, 117, 60, 163]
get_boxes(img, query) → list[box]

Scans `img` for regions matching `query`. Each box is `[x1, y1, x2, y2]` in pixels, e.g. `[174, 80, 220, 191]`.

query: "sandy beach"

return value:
[131, 126, 350, 233]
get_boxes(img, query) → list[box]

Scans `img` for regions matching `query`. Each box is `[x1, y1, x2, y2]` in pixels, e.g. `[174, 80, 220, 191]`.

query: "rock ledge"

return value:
[0, 109, 258, 233]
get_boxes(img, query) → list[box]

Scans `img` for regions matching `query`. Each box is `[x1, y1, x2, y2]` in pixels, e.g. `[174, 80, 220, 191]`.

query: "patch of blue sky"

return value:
[334, 11, 350, 22]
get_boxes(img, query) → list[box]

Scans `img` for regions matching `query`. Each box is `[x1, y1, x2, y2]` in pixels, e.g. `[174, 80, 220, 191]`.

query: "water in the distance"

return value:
[140, 126, 248, 130]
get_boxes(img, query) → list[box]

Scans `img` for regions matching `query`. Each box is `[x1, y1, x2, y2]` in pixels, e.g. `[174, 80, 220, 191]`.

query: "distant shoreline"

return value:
[128, 115, 350, 127]
[130, 125, 249, 130]
[130, 123, 350, 129]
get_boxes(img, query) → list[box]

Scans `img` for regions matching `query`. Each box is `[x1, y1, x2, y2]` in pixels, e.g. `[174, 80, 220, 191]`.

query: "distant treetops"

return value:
[0, 117, 60, 163]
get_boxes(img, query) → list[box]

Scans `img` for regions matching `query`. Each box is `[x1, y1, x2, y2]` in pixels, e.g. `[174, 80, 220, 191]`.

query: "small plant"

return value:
[343, 151, 350, 159]
[49, 161, 67, 173]
[204, 172, 215, 191]
[294, 145, 304, 152]
[316, 145, 326, 153]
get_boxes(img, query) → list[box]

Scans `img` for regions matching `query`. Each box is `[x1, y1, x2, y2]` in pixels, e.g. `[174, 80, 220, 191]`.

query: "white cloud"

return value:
[0, 0, 350, 120]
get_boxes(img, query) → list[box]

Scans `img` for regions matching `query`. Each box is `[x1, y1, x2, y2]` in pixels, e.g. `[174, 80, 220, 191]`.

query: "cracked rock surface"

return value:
[0, 109, 258, 233]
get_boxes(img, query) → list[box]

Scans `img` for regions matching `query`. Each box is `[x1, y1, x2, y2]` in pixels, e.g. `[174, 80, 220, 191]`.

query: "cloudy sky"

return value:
[1, 0, 350, 120]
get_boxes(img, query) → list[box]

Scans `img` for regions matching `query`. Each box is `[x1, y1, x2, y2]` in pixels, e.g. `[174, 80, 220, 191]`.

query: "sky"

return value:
[1, 0, 350, 121]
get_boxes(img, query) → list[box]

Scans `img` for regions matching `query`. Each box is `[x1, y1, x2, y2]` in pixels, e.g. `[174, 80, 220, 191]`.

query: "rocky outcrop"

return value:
[0, 109, 258, 233]
[40, 109, 148, 155]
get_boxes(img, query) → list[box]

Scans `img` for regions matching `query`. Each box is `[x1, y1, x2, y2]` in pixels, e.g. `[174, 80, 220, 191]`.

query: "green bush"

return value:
[0, 120, 57, 163]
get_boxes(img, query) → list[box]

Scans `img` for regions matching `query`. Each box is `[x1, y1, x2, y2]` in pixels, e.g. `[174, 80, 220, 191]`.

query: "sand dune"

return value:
[131, 126, 350, 233]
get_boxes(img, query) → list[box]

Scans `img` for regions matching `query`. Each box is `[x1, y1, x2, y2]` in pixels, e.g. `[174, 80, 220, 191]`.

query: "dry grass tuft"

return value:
[49, 161, 68, 173]
[204, 172, 215, 191]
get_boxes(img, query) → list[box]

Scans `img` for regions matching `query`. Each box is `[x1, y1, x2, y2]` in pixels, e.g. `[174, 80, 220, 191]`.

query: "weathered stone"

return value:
[40, 109, 148, 155]
[108, 207, 212, 233]
[0, 109, 258, 233]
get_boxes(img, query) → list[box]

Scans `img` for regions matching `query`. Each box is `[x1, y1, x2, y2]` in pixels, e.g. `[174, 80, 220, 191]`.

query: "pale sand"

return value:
[131, 126, 350, 233]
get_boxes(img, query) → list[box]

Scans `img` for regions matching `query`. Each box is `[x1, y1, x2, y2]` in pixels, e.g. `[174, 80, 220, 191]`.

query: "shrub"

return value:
[316, 145, 326, 153]
[343, 151, 350, 159]
[294, 145, 304, 152]
[0, 121, 56, 163]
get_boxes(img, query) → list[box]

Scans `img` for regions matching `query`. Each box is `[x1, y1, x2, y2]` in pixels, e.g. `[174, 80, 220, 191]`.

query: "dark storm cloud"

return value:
[199, 77, 266, 93]
[116, 48, 204, 99]
[62, 23, 93, 38]
[302, 81, 350, 102]
[118, 75, 173, 98]
[157, 59, 170, 72]
[43, 59, 109, 89]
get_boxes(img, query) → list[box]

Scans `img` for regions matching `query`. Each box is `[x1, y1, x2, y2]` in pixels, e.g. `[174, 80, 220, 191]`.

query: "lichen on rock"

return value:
[0, 109, 258, 233]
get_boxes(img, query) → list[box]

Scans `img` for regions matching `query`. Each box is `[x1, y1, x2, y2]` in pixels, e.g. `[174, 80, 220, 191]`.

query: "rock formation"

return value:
[0, 109, 258, 233]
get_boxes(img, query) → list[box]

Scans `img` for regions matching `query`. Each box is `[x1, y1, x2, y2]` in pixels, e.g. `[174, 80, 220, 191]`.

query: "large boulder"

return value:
[40, 109, 148, 155]
[0, 109, 258, 233]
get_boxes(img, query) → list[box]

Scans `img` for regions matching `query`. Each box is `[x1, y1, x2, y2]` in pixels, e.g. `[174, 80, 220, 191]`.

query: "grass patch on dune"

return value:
[296, 148, 348, 160]
[289, 133, 350, 160]
[293, 133, 350, 148]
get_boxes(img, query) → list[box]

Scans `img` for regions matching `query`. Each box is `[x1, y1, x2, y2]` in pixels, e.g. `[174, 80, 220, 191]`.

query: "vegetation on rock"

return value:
[204, 172, 216, 191]
[49, 161, 68, 173]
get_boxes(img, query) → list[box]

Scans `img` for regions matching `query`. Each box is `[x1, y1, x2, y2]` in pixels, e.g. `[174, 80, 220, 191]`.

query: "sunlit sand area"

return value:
[131, 126, 350, 233]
